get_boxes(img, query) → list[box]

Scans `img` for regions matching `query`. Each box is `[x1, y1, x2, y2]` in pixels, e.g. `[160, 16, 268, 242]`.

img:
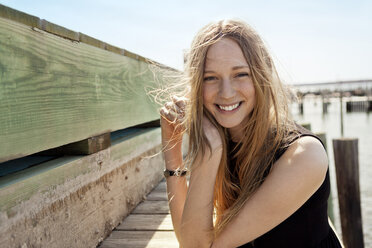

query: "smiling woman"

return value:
[159, 19, 343, 248]
[202, 38, 256, 139]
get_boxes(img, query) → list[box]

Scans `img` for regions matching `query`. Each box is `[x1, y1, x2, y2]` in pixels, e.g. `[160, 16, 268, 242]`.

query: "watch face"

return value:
[164, 170, 171, 177]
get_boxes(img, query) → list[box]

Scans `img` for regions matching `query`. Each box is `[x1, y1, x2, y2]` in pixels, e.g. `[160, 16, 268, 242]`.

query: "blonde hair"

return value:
[154, 19, 298, 238]
[181, 19, 298, 237]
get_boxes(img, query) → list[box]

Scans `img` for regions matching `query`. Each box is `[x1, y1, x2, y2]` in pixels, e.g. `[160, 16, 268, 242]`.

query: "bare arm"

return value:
[161, 100, 222, 247]
[178, 117, 222, 248]
[160, 96, 188, 243]
[162, 129, 188, 243]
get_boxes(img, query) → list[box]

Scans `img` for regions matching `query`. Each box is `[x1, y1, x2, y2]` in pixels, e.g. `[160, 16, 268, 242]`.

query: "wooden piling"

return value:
[332, 138, 364, 248]
[339, 93, 344, 137]
[315, 132, 334, 223]
[322, 95, 328, 114]
[299, 101, 304, 115]
[346, 101, 352, 112]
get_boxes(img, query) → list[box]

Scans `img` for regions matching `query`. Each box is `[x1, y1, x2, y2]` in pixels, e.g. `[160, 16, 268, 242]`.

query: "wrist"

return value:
[163, 147, 183, 170]
[164, 168, 189, 178]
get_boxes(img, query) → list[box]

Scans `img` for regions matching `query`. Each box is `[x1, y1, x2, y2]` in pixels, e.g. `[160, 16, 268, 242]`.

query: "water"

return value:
[291, 96, 372, 247]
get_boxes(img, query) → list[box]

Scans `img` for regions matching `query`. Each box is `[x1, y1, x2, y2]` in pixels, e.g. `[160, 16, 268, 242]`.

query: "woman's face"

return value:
[202, 37, 256, 137]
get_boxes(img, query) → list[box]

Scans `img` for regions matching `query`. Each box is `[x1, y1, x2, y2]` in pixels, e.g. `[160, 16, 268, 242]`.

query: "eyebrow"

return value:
[232, 65, 250, 70]
[204, 65, 250, 74]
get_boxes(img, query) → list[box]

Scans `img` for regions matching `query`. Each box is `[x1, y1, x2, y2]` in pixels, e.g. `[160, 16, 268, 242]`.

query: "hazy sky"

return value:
[1, 0, 371, 84]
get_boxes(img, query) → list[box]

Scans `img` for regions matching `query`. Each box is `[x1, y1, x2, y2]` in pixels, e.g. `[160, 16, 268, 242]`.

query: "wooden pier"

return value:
[98, 179, 179, 248]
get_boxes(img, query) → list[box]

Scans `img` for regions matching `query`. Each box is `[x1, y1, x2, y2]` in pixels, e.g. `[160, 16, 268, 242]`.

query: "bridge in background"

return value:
[290, 79, 372, 97]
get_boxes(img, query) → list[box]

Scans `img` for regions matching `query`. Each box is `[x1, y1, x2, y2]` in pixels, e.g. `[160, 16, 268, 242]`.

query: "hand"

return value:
[160, 96, 187, 146]
[202, 115, 223, 154]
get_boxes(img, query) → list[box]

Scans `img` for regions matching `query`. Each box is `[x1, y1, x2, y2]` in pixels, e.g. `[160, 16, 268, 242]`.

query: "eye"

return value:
[203, 76, 217, 82]
[235, 72, 250, 78]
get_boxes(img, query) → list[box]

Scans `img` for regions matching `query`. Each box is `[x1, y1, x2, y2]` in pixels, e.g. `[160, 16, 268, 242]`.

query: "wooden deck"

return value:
[98, 179, 179, 248]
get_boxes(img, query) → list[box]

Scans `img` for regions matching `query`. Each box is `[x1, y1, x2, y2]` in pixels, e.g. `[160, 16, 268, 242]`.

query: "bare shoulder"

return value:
[211, 136, 330, 247]
[274, 135, 328, 183]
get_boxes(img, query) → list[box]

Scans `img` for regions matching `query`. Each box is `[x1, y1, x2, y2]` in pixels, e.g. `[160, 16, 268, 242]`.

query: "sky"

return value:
[1, 0, 371, 84]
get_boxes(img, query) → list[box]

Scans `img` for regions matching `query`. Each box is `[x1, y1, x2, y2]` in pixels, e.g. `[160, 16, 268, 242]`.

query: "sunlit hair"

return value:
[181, 19, 299, 237]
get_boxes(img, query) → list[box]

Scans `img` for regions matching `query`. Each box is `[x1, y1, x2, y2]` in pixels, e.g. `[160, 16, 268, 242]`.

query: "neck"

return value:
[228, 126, 243, 142]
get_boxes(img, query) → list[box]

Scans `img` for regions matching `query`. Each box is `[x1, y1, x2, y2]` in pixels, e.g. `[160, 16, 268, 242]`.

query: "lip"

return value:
[215, 102, 242, 113]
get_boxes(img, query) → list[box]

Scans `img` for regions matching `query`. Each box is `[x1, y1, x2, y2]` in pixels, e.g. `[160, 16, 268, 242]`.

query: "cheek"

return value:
[243, 82, 256, 101]
[202, 85, 214, 105]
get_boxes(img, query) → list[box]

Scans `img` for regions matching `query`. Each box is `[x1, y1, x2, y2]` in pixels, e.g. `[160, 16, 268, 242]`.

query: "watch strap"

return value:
[164, 168, 188, 177]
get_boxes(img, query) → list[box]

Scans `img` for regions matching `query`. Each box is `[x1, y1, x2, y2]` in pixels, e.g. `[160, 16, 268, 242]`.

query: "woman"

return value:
[160, 19, 342, 248]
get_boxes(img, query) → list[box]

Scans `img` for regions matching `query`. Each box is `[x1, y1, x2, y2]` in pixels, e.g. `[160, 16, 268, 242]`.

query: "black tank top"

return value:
[228, 126, 342, 248]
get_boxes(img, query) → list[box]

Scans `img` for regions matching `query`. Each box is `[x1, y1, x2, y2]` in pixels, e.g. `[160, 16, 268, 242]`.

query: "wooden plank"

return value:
[40, 19, 79, 41]
[0, 16, 170, 163]
[144, 180, 168, 200]
[132, 200, 169, 214]
[78, 32, 106, 49]
[99, 231, 178, 248]
[0, 128, 164, 248]
[153, 180, 166, 192]
[0, 128, 160, 213]
[0, 4, 41, 28]
[116, 214, 173, 231]
[38, 132, 111, 155]
[146, 190, 168, 201]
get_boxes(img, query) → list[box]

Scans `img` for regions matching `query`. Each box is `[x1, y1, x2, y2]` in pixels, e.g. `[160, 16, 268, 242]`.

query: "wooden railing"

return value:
[0, 3, 173, 163]
[0, 4, 175, 248]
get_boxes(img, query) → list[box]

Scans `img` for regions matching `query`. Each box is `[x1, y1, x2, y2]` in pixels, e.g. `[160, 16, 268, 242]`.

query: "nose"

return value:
[219, 78, 235, 99]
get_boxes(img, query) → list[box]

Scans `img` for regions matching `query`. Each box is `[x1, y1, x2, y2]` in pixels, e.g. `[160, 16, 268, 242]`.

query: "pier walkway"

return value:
[98, 179, 179, 248]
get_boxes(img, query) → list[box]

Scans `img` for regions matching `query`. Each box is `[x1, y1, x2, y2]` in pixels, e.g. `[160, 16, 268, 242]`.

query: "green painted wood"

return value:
[0, 16, 167, 163]
[105, 43, 124, 55]
[0, 127, 161, 214]
[0, 4, 41, 28]
[40, 19, 79, 41]
[79, 32, 106, 49]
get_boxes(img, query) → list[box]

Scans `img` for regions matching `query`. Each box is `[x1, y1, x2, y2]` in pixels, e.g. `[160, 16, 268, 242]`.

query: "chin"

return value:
[217, 121, 242, 129]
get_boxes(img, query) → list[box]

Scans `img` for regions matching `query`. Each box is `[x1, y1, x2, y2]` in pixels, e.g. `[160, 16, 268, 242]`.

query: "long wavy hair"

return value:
[181, 19, 298, 237]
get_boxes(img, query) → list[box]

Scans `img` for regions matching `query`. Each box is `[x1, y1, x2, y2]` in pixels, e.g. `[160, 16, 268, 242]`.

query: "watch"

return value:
[164, 168, 188, 177]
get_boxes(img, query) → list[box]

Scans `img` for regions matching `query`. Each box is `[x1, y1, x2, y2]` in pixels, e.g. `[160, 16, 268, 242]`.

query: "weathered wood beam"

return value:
[0, 14, 170, 163]
[0, 127, 163, 248]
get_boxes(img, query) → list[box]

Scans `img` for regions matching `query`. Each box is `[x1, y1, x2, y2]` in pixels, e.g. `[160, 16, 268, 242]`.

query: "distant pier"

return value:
[291, 80, 372, 114]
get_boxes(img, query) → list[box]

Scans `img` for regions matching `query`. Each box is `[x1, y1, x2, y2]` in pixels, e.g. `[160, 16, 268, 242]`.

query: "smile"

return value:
[217, 102, 241, 111]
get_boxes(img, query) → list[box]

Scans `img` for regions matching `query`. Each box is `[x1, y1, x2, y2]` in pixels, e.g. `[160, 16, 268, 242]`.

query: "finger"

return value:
[171, 104, 185, 118]
[165, 102, 176, 113]
[160, 107, 175, 122]
[165, 101, 185, 119]
[172, 96, 187, 110]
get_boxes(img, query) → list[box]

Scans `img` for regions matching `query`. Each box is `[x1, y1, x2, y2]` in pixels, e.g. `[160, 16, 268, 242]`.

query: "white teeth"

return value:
[218, 103, 240, 111]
